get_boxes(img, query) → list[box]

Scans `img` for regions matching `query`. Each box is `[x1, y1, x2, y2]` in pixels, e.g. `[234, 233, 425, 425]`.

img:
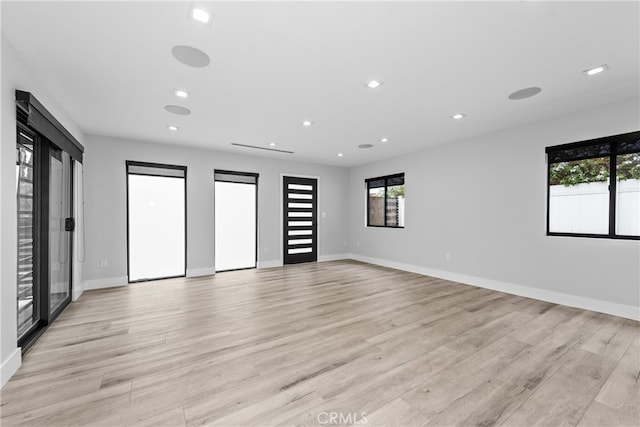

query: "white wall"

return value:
[349, 97, 640, 319]
[1, 33, 84, 387]
[81, 134, 349, 287]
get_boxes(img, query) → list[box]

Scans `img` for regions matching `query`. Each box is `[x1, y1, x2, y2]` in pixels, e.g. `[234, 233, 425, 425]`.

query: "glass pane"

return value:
[288, 184, 312, 191]
[49, 151, 71, 314]
[288, 193, 312, 199]
[616, 152, 640, 236]
[288, 221, 312, 227]
[288, 202, 312, 209]
[128, 174, 186, 281]
[289, 230, 312, 236]
[215, 181, 257, 271]
[387, 184, 405, 227]
[17, 138, 38, 338]
[548, 157, 609, 234]
[288, 212, 312, 217]
[288, 247, 313, 254]
[368, 187, 385, 226]
[288, 239, 313, 245]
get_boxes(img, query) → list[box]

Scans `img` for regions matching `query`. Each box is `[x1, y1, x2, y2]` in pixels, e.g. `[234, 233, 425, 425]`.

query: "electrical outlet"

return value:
[356, 241, 360, 247]
[100, 259, 108, 268]
[445, 253, 452, 262]
[321, 212, 327, 218]
[343, 240, 348, 247]
[263, 247, 269, 253]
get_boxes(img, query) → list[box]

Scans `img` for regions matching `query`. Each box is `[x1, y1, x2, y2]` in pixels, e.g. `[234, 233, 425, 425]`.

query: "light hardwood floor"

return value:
[1, 260, 638, 427]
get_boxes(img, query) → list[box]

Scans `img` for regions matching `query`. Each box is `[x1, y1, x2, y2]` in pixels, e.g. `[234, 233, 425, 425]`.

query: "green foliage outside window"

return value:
[387, 185, 405, 198]
[550, 153, 640, 186]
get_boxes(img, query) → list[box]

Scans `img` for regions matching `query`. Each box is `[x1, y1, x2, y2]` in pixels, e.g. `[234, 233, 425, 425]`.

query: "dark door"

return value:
[17, 126, 75, 349]
[283, 176, 317, 264]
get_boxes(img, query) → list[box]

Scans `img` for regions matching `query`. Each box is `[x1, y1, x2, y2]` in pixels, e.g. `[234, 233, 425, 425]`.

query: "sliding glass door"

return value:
[16, 90, 84, 350]
[49, 149, 72, 315]
[127, 162, 186, 282]
[17, 128, 75, 345]
[214, 170, 258, 272]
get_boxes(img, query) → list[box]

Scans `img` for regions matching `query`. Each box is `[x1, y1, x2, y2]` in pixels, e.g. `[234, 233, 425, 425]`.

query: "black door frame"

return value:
[282, 175, 318, 265]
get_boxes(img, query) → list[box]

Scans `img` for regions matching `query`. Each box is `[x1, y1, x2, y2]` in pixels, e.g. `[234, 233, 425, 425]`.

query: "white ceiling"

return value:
[2, 1, 639, 167]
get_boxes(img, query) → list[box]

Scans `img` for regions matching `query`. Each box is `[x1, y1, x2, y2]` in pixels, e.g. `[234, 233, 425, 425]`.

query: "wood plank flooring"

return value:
[1, 260, 638, 426]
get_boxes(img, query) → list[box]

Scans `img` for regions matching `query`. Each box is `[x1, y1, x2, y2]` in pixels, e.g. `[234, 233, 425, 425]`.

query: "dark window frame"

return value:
[214, 169, 260, 273]
[125, 161, 188, 283]
[546, 130, 640, 241]
[365, 173, 405, 228]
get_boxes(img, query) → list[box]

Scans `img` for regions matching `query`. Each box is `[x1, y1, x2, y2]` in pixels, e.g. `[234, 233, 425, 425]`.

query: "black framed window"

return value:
[366, 173, 405, 228]
[546, 130, 640, 240]
[126, 161, 187, 282]
[214, 170, 259, 272]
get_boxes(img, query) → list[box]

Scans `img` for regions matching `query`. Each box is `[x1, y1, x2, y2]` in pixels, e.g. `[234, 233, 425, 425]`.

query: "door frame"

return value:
[280, 173, 320, 266]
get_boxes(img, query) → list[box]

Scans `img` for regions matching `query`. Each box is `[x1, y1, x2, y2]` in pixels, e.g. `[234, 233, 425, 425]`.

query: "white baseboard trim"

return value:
[258, 254, 349, 269]
[258, 260, 283, 269]
[1, 348, 21, 389]
[72, 287, 84, 301]
[349, 253, 639, 321]
[84, 276, 128, 291]
[318, 253, 349, 262]
[186, 267, 215, 278]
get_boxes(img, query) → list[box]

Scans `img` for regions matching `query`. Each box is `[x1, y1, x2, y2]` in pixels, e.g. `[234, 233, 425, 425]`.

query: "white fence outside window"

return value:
[549, 179, 640, 235]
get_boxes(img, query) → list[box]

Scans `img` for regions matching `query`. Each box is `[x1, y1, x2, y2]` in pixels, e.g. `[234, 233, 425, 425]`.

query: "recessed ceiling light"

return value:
[167, 125, 179, 131]
[337, 153, 344, 157]
[268, 142, 277, 147]
[452, 113, 466, 120]
[174, 89, 189, 99]
[191, 8, 210, 24]
[366, 80, 383, 89]
[380, 138, 389, 143]
[583, 64, 609, 76]
[302, 120, 313, 127]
